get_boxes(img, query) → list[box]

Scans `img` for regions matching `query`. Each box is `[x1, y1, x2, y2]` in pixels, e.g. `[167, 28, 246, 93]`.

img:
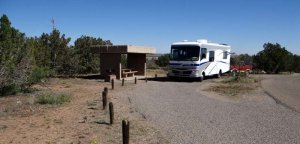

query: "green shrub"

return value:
[156, 54, 170, 67]
[0, 84, 22, 96]
[34, 92, 71, 105]
[147, 60, 159, 69]
[29, 66, 54, 84]
[0, 66, 50, 96]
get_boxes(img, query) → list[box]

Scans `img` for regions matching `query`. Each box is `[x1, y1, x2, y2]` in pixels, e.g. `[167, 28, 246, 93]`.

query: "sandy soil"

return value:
[0, 78, 167, 144]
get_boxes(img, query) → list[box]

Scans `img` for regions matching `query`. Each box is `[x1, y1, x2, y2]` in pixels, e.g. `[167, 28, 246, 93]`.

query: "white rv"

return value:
[167, 39, 231, 80]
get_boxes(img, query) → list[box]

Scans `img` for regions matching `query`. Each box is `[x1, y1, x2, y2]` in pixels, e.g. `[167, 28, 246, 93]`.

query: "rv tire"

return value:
[202, 72, 206, 80]
[217, 70, 222, 78]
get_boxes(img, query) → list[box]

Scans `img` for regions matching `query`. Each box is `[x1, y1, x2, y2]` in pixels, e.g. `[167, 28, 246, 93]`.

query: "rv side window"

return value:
[200, 48, 207, 60]
[223, 51, 228, 59]
[209, 51, 215, 62]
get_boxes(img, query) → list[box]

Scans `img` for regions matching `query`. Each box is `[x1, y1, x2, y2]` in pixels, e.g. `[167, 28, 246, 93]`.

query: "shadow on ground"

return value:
[141, 76, 216, 83]
[55, 74, 104, 80]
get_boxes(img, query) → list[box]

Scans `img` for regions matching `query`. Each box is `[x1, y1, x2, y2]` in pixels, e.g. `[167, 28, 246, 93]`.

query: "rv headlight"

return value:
[191, 70, 199, 75]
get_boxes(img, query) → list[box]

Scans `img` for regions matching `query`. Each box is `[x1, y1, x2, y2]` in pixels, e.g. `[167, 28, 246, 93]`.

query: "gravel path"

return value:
[128, 80, 300, 144]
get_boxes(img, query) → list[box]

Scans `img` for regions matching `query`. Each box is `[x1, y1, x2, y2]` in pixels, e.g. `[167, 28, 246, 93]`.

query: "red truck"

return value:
[230, 65, 253, 72]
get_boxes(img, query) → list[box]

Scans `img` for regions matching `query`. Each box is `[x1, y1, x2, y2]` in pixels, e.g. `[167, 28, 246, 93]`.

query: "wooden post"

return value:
[134, 77, 137, 84]
[109, 102, 114, 125]
[111, 79, 114, 90]
[102, 91, 107, 110]
[122, 78, 125, 86]
[104, 87, 108, 94]
[122, 120, 130, 144]
[119, 63, 122, 80]
[155, 74, 157, 79]
[145, 77, 147, 83]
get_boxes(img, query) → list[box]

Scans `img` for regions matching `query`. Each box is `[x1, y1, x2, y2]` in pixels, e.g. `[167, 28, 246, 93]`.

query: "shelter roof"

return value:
[91, 45, 156, 54]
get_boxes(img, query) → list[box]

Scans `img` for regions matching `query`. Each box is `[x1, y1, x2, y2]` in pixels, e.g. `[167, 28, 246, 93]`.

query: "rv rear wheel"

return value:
[217, 70, 222, 78]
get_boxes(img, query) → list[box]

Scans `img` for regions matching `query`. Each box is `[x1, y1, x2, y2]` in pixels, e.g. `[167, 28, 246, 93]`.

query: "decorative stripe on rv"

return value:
[169, 61, 228, 66]
[169, 63, 201, 66]
[218, 61, 229, 64]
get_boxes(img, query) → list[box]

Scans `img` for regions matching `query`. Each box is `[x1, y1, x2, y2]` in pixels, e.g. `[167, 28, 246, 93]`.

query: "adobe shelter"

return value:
[91, 45, 156, 79]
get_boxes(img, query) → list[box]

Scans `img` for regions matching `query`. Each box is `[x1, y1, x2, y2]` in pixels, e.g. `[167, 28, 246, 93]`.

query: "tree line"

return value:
[231, 43, 300, 73]
[0, 14, 112, 95]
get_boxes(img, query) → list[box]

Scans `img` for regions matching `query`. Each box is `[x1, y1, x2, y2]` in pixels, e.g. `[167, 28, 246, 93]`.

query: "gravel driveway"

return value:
[128, 79, 300, 144]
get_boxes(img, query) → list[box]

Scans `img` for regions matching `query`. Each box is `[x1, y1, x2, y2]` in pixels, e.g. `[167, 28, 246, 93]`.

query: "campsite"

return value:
[1, 1, 300, 143]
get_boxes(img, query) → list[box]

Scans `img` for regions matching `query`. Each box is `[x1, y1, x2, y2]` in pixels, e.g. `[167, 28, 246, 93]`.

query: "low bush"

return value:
[0, 84, 22, 96]
[34, 92, 71, 105]
[147, 60, 159, 69]
[29, 66, 54, 84]
[156, 54, 170, 67]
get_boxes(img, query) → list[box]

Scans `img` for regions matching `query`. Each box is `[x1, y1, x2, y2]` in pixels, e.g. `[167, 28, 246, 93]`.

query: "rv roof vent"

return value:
[182, 40, 188, 42]
[197, 39, 208, 43]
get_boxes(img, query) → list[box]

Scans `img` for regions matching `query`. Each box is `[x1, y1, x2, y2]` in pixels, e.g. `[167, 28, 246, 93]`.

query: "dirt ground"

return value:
[0, 78, 167, 144]
[2, 71, 297, 144]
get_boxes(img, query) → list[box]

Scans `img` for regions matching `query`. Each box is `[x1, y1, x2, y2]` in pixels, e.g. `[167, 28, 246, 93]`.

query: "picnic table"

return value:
[122, 68, 138, 78]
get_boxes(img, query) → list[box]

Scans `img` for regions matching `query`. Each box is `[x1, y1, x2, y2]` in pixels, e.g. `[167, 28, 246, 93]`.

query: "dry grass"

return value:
[34, 92, 71, 105]
[208, 75, 262, 96]
[147, 69, 168, 77]
[209, 84, 254, 96]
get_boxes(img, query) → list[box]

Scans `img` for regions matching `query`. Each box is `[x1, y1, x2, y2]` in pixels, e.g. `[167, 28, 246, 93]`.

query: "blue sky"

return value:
[1, 0, 299, 54]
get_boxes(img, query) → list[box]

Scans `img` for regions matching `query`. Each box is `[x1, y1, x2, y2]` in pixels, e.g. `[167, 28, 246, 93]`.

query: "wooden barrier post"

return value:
[109, 102, 114, 125]
[122, 78, 125, 86]
[111, 79, 114, 90]
[102, 91, 107, 110]
[122, 120, 130, 144]
[134, 77, 137, 84]
[155, 74, 157, 79]
[104, 87, 108, 94]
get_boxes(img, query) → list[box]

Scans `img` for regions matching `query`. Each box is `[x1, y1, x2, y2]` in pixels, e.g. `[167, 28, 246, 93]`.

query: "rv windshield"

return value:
[170, 45, 200, 61]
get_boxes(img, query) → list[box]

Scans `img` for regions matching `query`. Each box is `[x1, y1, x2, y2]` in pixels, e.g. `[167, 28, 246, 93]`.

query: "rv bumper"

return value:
[167, 69, 202, 78]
